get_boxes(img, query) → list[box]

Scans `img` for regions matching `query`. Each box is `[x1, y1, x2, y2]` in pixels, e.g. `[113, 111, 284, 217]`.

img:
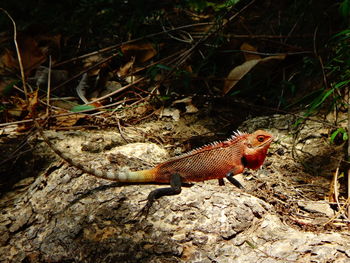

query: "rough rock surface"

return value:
[1, 114, 350, 262]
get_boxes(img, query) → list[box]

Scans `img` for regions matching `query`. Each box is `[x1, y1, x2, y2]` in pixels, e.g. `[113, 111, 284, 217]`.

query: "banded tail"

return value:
[97, 168, 157, 183]
[36, 122, 158, 183]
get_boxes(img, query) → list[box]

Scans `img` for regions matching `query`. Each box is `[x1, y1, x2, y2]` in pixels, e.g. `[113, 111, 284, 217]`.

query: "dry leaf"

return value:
[0, 37, 46, 76]
[121, 42, 157, 63]
[173, 97, 198, 113]
[0, 49, 17, 72]
[76, 73, 90, 104]
[118, 57, 135, 77]
[27, 89, 39, 114]
[223, 54, 286, 95]
[135, 104, 150, 115]
[161, 107, 180, 121]
[82, 54, 108, 75]
[14, 90, 39, 132]
[7, 96, 26, 117]
[18, 35, 48, 74]
[55, 112, 86, 127]
[240, 43, 260, 61]
[0, 33, 60, 77]
[7, 90, 39, 118]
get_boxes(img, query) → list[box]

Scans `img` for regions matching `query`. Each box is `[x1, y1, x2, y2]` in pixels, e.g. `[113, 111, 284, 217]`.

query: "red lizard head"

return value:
[243, 130, 273, 170]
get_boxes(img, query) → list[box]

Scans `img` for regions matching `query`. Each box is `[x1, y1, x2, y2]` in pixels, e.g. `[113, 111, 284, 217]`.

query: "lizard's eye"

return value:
[257, 135, 265, 142]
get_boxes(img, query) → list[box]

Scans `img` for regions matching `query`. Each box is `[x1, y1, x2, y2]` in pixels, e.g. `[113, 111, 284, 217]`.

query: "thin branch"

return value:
[221, 33, 327, 39]
[0, 8, 28, 100]
[87, 76, 146, 105]
[46, 56, 52, 115]
[155, 0, 257, 90]
[220, 50, 312, 56]
[313, 26, 328, 90]
[126, 49, 185, 77]
[54, 22, 214, 67]
[50, 53, 119, 92]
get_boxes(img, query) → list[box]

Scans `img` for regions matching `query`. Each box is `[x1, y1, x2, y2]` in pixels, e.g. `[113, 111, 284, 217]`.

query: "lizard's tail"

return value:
[98, 168, 157, 183]
[35, 121, 158, 183]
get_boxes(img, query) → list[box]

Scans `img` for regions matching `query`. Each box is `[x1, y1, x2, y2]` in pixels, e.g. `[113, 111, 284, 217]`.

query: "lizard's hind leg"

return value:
[138, 173, 182, 217]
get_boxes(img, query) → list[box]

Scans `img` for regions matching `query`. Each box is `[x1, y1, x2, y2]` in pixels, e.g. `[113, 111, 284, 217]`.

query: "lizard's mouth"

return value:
[262, 136, 273, 146]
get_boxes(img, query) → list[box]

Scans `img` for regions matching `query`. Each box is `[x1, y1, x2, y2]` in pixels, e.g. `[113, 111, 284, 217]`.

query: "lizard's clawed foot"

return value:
[134, 198, 156, 219]
[134, 174, 182, 219]
[135, 202, 152, 218]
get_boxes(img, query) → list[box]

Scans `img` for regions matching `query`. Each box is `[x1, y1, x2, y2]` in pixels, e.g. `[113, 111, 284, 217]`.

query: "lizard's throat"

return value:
[243, 148, 269, 170]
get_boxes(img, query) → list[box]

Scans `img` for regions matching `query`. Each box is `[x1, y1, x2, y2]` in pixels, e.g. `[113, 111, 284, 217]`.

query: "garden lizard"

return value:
[36, 123, 273, 215]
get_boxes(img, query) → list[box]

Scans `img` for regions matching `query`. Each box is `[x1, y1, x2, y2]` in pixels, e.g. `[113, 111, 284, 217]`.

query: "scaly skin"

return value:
[152, 130, 273, 183]
[103, 130, 273, 183]
[36, 123, 273, 215]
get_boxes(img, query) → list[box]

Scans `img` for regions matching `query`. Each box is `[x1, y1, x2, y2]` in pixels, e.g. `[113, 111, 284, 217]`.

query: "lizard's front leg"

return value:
[138, 173, 182, 217]
[226, 171, 244, 189]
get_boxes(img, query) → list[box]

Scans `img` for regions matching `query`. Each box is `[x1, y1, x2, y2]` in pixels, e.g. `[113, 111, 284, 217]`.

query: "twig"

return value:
[283, 13, 301, 44]
[117, 119, 129, 143]
[0, 8, 28, 101]
[226, 0, 256, 23]
[0, 93, 344, 129]
[313, 26, 328, 90]
[87, 76, 146, 105]
[50, 53, 119, 92]
[0, 98, 131, 128]
[54, 22, 214, 67]
[324, 197, 350, 225]
[333, 167, 342, 213]
[46, 55, 52, 115]
[221, 50, 311, 56]
[155, 0, 257, 90]
[161, 23, 194, 44]
[126, 49, 185, 77]
[222, 33, 328, 39]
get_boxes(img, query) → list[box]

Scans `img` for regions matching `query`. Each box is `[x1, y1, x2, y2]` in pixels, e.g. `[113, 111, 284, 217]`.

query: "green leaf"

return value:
[2, 80, 20, 96]
[331, 30, 350, 43]
[334, 79, 350, 89]
[308, 89, 334, 113]
[156, 64, 172, 71]
[71, 104, 95, 112]
[340, 0, 350, 18]
[330, 128, 348, 143]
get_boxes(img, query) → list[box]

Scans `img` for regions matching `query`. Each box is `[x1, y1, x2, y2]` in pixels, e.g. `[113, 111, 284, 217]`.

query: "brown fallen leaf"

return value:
[0, 33, 61, 77]
[240, 42, 260, 61]
[15, 90, 39, 132]
[121, 42, 157, 63]
[7, 96, 27, 117]
[223, 54, 286, 95]
[55, 112, 86, 127]
[172, 97, 198, 113]
[118, 57, 135, 77]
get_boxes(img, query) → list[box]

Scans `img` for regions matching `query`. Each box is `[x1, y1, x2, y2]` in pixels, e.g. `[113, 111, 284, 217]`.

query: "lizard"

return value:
[35, 121, 273, 215]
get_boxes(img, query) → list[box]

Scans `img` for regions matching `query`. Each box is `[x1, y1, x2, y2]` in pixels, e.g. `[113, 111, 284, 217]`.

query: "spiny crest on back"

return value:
[170, 130, 248, 160]
[230, 130, 247, 140]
